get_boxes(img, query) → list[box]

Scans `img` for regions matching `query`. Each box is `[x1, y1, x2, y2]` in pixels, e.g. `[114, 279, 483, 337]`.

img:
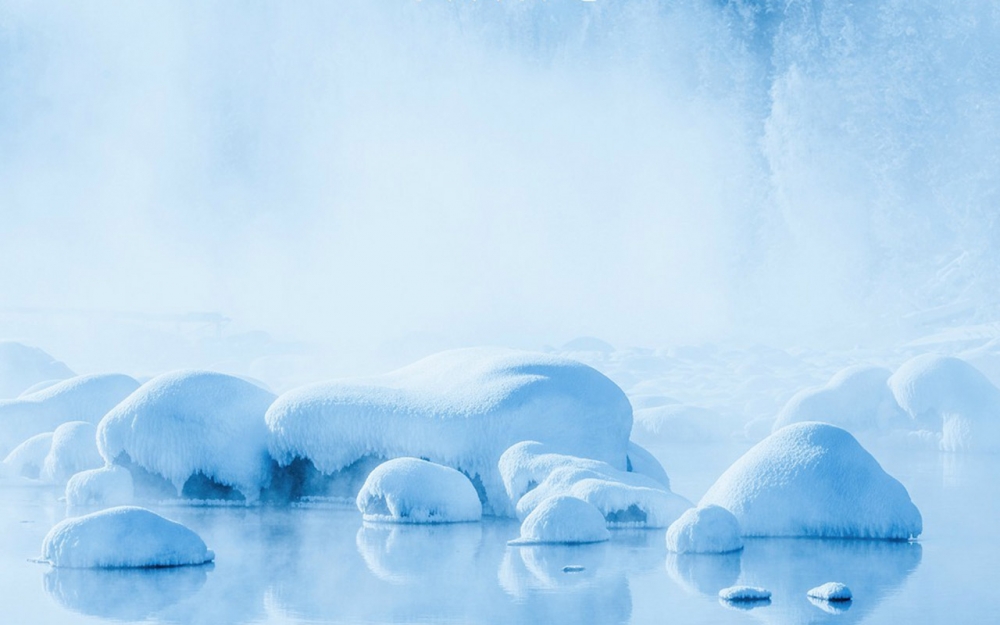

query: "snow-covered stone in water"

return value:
[889, 354, 1000, 452]
[807, 581, 852, 601]
[718, 586, 771, 602]
[773, 365, 906, 433]
[0, 374, 140, 455]
[266, 348, 633, 515]
[500, 441, 691, 528]
[42, 506, 214, 568]
[0, 342, 74, 399]
[66, 465, 134, 507]
[700, 422, 922, 539]
[40, 422, 103, 484]
[3, 432, 54, 479]
[510, 496, 610, 545]
[97, 371, 276, 502]
[665, 505, 743, 554]
[356, 458, 482, 523]
[626, 441, 670, 488]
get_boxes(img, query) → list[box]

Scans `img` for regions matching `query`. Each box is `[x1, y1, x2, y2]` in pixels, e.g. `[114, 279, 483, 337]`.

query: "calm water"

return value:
[1, 446, 997, 624]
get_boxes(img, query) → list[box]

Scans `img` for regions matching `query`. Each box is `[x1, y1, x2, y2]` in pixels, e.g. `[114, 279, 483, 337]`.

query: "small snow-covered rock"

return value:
[3, 432, 54, 479]
[807, 581, 852, 601]
[510, 496, 610, 545]
[773, 365, 905, 433]
[40, 422, 103, 484]
[718, 585, 771, 602]
[66, 465, 134, 507]
[665, 505, 743, 554]
[700, 422, 922, 539]
[356, 458, 482, 523]
[41, 506, 214, 568]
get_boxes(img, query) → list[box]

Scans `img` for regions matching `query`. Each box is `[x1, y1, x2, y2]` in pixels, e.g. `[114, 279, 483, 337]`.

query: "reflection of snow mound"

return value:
[98, 371, 276, 502]
[700, 423, 922, 539]
[40, 421, 103, 484]
[66, 465, 134, 507]
[266, 348, 633, 515]
[3, 432, 53, 479]
[0, 342, 73, 399]
[666, 505, 743, 554]
[512, 496, 610, 545]
[664, 551, 741, 596]
[45, 564, 209, 620]
[42, 506, 214, 568]
[773, 365, 905, 433]
[356, 458, 482, 523]
[355, 522, 483, 584]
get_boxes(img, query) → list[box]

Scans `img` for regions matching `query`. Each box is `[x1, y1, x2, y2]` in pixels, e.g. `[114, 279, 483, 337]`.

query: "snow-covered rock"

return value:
[356, 458, 482, 523]
[40, 422, 103, 484]
[0, 342, 73, 399]
[0, 374, 140, 455]
[889, 354, 1000, 452]
[18, 379, 63, 397]
[718, 585, 771, 602]
[66, 465, 134, 507]
[699, 422, 922, 539]
[266, 348, 633, 515]
[2, 432, 53, 479]
[41, 506, 214, 568]
[625, 441, 670, 488]
[807, 581, 852, 601]
[97, 371, 276, 502]
[772, 365, 906, 433]
[510, 496, 610, 545]
[665, 505, 743, 554]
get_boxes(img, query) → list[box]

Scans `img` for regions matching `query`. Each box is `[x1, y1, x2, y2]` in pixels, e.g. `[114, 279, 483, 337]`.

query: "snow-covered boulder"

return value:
[889, 354, 1000, 452]
[18, 379, 63, 397]
[772, 365, 906, 433]
[807, 581, 852, 601]
[40, 422, 103, 484]
[626, 441, 670, 488]
[0, 374, 140, 455]
[356, 458, 482, 523]
[665, 505, 743, 554]
[699, 422, 922, 539]
[0, 342, 73, 398]
[41, 506, 214, 568]
[718, 585, 771, 602]
[97, 371, 277, 502]
[2, 432, 53, 479]
[266, 348, 633, 515]
[510, 496, 610, 545]
[66, 465, 134, 507]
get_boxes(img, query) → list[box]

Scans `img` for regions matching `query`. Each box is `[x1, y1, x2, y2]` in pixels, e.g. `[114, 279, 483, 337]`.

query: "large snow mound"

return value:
[266, 348, 633, 515]
[0, 374, 140, 455]
[772, 365, 906, 433]
[42, 506, 214, 568]
[3, 432, 54, 479]
[97, 371, 277, 502]
[0, 342, 74, 399]
[66, 465, 134, 507]
[41, 422, 104, 484]
[510, 495, 610, 545]
[356, 458, 482, 523]
[665, 505, 743, 554]
[889, 354, 1000, 452]
[700, 422, 922, 539]
[501, 441, 691, 528]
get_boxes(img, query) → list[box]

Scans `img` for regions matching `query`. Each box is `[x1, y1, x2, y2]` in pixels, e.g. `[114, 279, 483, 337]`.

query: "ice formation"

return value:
[510, 496, 611, 545]
[500, 441, 691, 528]
[97, 371, 276, 502]
[772, 365, 906, 433]
[40, 421, 104, 484]
[356, 457, 482, 523]
[700, 422, 922, 539]
[807, 581, 852, 601]
[0, 342, 74, 399]
[65, 465, 134, 507]
[889, 354, 1000, 452]
[665, 505, 743, 554]
[718, 586, 771, 602]
[266, 348, 633, 515]
[41, 506, 214, 568]
[0, 373, 140, 455]
[2, 432, 53, 479]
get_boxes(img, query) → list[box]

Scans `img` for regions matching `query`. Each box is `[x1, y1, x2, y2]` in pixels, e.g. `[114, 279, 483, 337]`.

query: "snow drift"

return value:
[265, 348, 633, 515]
[0, 342, 73, 399]
[700, 422, 922, 539]
[356, 457, 482, 523]
[665, 505, 743, 554]
[97, 371, 276, 502]
[772, 365, 906, 433]
[42, 506, 214, 568]
[510, 495, 611, 545]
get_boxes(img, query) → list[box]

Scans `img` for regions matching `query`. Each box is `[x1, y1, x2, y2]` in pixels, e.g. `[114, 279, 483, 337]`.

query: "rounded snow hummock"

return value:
[510, 496, 611, 545]
[700, 422, 922, 540]
[0, 341, 73, 399]
[807, 581, 852, 601]
[772, 365, 905, 433]
[356, 457, 482, 524]
[41, 506, 214, 568]
[718, 585, 771, 602]
[665, 505, 743, 554]
[40, 421, 104, 485]
[66, 465, 134, 507]
[3, 432, 54, 479]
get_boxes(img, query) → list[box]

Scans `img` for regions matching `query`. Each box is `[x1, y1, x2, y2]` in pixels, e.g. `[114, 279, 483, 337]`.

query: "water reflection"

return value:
[356, 521, 483, 584]
[664, 552, 741, 596]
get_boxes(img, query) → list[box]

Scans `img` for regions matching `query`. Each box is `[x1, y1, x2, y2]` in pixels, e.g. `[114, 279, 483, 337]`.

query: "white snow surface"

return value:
[266, 348, 633, 516]
[356, 457, 482, 523]
[65, 465, 134, 507]
[2, 432, 53, 479]
[718, 586, 771, 601]
[0, 374, 140, 455]
[700, 422, 922, 539]
[40, 421, 104, 484]
[772, 365, 906, 433]
[510, 495, 610, 545]
[97, 371, 277, 502]
[41, 506, 214, 568]
[889, 354, 1000, 451]
[0, 342, 74, 399]
[807, 581, 852, 601]
[665, 505, 743, 554]
[626, 441, 671, 488]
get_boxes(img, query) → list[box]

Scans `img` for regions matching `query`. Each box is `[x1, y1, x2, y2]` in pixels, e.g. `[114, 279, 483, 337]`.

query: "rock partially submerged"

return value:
[65, 465, 134, 507]
[807, 581, 852, 601]
[510, 496, 610, 545]
[718, 585, 771, 602]
[665, 505, 743, 554]
[356, 458, 482, 523]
